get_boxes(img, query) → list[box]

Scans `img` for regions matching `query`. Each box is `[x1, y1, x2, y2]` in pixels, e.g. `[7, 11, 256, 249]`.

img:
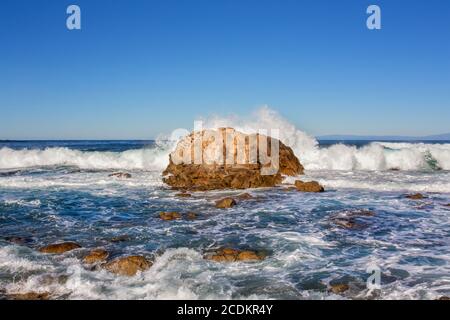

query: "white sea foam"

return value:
[0, 144, 172, 171]
[199, 106, 450, 171]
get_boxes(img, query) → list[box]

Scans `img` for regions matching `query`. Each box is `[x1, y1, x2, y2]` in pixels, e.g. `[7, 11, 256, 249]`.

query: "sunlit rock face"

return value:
[163, 128, 303, 190]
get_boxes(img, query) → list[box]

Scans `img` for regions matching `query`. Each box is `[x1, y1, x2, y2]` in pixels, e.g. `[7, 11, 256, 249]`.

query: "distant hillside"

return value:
[317, 133, 450, 141]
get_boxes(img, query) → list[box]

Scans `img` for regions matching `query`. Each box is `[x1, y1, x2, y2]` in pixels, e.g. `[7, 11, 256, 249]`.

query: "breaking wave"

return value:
[0, 144, 173, 171]
[199, 106, 450, 171]
[0, 107, 449, 172]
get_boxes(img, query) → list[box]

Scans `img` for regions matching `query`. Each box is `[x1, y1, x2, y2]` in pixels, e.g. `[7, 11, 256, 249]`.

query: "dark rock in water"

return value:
[236, 193, 254, 200]
[159, 211, 182, 221]
[333, 219, 358, 229]
[406, 193, 426, 200]
[104, 255, 152, 276]
[83, 249, 109, 264]
[4, 236, 32, 245]
[330, 209, 374, 230]
[7, 292, 50, 300]
[175, 192, 191, 198]
[294, 180, 324, 193]
[329, 283, 349, 294]
[444, 203, 450, 207]
[437, 296, 450, 300]
[0, 170, 21, 177]
[205, 248, 265, 262]
[186, 212, 197, 220]
[162, 128, 304, 191]
[109, 172, 132, 179]
[215, 197, 236, 209]
[110, 235, 131, 243]
[344, 209, 375, 217]
[39, 242, 81, 254]
[282, 186, 297, 192]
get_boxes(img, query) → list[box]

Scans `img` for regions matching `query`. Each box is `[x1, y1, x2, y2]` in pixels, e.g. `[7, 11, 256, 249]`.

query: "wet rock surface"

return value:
[103, 255, 152, 276]
[204, 248, 265, 262]
[329, 283, 349, 294]
[159, 211, 182, 221]
[330, 209, 375, 229]
[406, 193, 426, 200]
[83, 249, 109, 264]
[236, 193, 254, 200]
[7, 292, 51, 300]
[175, 192, 192, 198]
[294, 180, 325, 192]
[3, 236, 32, 245]
[215, 197, 236, 209]
[109, 235, 131, 243]
[109, 172, 132, 179]
[39, 242, 81, 254]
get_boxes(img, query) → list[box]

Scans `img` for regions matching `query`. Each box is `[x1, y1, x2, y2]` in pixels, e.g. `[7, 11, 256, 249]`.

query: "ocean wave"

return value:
[0, 145, 173, 171]
[199, 106, 450, 171]
[0, 107, 449, 172]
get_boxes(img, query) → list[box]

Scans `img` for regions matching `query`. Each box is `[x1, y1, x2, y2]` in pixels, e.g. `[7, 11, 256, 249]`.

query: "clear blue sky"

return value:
[0, 0, 449, 139]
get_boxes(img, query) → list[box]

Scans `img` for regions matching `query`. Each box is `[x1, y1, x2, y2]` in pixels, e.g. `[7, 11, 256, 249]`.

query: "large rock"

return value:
[104, 255, 152, 276]
[163, 128, 303, 190]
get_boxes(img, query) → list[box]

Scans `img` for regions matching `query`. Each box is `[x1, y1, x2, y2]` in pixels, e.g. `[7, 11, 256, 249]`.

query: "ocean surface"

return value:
[0, 138, 449, 300]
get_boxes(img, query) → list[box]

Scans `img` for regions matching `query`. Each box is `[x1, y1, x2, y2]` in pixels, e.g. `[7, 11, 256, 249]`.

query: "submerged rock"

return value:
[110, 235, 131, 243]
[236, 193, 254, 200]
[4, 236, 32, 245]
[159, 211, 182, 221]
[205, 248, 265, 262]
[104, 255, 151, 276]
[215, 197, 236, 209]
[83, 249, 109, 264]
[339, 209, 375, 217]
[333, 219, 358, 229]
[406, 193, 426, 200]
[39, 242, 81, 254]
[162, 128, 303, 190]
[186, 212, 197, 220]
[294, 180, 324, 193]
[109, 172, 132, 179]
[175, 192, 191, 198]
[8, 292, 50, 300]
[437, 296, 450, 300]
